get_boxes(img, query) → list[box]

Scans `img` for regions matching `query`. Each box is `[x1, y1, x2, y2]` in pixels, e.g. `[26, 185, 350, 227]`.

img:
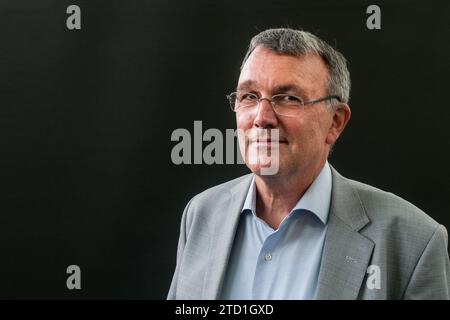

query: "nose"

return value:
[253, 98, 278, 129]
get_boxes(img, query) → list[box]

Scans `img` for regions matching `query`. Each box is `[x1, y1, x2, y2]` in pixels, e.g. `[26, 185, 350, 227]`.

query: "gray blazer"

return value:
[168, 167, 450, 299]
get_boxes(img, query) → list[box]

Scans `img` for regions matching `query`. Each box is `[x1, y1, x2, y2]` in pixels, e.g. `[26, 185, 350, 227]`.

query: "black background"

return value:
[1, 0, 449, 299]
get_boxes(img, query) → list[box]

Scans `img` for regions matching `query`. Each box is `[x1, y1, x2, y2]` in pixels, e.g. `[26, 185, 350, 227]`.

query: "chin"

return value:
[246, 161, 285, 177]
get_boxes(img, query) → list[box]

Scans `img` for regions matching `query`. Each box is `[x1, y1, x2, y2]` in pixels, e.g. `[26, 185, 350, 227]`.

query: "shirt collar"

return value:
[241, 161, 332, 225]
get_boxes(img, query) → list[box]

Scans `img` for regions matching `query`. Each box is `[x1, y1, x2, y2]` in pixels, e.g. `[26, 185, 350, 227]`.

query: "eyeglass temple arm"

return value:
[306, 95, 342, 105]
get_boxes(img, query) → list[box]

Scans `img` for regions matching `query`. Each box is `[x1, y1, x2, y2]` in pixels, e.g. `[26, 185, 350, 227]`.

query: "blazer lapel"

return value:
[315, 167, 375, 299]
[202, 174, 253, 299]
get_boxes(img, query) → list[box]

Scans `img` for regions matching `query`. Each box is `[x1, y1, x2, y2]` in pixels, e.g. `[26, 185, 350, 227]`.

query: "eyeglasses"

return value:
[227, 92, 342, 117]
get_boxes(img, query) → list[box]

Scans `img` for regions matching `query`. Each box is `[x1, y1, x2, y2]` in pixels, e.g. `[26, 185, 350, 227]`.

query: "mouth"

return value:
[244, 128, 287, 145]
[250, 138, 287, 144]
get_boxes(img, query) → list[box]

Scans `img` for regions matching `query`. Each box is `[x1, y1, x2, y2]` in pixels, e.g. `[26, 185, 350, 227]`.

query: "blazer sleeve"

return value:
[403, 224, 450, 300]
[167, 198, 194, 300]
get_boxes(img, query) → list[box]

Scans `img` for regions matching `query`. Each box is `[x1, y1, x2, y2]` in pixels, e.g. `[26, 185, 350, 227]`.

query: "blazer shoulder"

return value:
[346, 177, 440, 234]
[190, 173, 253, 206]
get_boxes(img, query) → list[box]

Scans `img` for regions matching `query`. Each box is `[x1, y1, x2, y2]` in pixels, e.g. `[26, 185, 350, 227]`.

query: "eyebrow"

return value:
[272, 85, 307, 96]
[236, 80, 257, 92]
[236, 81, 307, 97]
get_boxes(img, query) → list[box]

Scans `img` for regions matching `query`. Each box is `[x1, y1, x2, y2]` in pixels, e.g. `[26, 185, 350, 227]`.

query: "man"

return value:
[168, 28, 450, 299]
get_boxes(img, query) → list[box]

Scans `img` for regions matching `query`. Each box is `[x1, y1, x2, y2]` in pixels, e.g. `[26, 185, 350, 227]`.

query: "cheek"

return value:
[286, 119, 324, 151]
[236, 112, 253, 130]
[236, 113, 251, 158]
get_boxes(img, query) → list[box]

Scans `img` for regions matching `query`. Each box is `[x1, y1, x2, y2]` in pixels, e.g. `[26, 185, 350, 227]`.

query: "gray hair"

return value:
[241, 28, 351, 105]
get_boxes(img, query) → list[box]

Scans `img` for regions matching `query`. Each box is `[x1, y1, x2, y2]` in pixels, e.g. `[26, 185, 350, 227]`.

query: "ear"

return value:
[326, 103, 351, 145]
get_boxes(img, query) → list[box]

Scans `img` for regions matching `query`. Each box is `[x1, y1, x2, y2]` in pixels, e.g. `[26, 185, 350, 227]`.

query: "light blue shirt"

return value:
[220, 162, 332, 300]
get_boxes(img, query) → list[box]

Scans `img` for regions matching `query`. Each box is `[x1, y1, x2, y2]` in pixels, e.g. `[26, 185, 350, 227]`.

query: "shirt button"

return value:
[264, 252, 272, 261]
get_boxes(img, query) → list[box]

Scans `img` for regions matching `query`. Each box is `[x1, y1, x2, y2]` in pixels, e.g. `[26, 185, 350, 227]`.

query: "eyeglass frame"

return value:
[226, 92, 342, 116]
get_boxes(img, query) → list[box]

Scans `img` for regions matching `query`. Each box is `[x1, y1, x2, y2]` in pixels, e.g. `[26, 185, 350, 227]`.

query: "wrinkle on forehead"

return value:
[237, 47, 329, 98]
[237, 81, 308, 97]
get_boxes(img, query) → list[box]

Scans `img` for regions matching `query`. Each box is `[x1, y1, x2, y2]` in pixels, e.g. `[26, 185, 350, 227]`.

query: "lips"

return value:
[244, 129, 287, 144]
[250, 138, 287, 143]
[249, 140, 286, 149]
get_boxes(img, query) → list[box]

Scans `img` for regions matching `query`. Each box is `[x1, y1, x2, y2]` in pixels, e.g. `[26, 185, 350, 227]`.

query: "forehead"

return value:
[238, 46, 329, 96]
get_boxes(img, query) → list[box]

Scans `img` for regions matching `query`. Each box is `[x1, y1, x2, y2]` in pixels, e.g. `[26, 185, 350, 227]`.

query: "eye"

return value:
[240, 93, 258, 101]
[274, 95, 303, 105]
[284, 95, 301, 102]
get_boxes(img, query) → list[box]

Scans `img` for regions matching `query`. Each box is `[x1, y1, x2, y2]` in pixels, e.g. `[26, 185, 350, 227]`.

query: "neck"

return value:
[254, 160, 326, 230]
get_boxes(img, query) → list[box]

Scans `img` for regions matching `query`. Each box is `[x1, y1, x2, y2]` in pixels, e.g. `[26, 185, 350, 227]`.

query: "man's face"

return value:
[236, 46, 341, 178]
